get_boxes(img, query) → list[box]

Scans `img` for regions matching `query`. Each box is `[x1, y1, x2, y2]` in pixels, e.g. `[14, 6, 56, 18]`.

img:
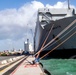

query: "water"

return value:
[40, 59, 76, 75]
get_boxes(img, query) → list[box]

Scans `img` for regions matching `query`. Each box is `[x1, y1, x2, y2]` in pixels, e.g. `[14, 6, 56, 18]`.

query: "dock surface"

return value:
[0, 56, 17, 61]
[10, 56, 44, 75]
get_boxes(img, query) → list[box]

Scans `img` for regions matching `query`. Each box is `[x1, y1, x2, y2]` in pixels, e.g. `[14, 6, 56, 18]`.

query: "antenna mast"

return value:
[68, 0, 70, 9]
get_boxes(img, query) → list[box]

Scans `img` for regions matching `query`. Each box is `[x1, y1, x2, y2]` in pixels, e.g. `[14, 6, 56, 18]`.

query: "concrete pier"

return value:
[10, 56, 45, 75]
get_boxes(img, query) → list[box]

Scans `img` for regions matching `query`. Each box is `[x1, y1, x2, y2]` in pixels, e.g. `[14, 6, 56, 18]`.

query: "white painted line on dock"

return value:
[0, 57, 25, 75]
[0, 55, 24, 68]
[10, 59, 24, 75]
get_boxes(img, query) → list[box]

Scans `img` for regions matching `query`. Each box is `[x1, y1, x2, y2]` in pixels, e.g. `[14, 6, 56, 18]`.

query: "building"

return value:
[24, 39, 29, 53]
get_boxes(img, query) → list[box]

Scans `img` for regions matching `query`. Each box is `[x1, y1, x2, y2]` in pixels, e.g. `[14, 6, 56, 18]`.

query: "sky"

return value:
[0, 0, 76, 51]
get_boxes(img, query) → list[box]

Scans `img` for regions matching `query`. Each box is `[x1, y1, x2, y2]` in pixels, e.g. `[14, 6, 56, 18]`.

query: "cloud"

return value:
[0, 1, 75, 50]
[46, 1, 76, 8]
[0, 1, 44, 40]
[0, 1, 44, 50]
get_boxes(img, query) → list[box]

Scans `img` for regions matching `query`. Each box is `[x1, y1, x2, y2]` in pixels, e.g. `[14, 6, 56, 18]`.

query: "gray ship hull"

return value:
[34, 8, 76, 58]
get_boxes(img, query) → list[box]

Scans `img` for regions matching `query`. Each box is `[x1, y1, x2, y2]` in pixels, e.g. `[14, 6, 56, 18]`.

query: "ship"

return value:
[34, 2, 76, 58]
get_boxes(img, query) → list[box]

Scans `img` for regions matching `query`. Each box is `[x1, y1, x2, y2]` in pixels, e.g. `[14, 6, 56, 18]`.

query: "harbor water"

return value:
[41, 59, 76, 75]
